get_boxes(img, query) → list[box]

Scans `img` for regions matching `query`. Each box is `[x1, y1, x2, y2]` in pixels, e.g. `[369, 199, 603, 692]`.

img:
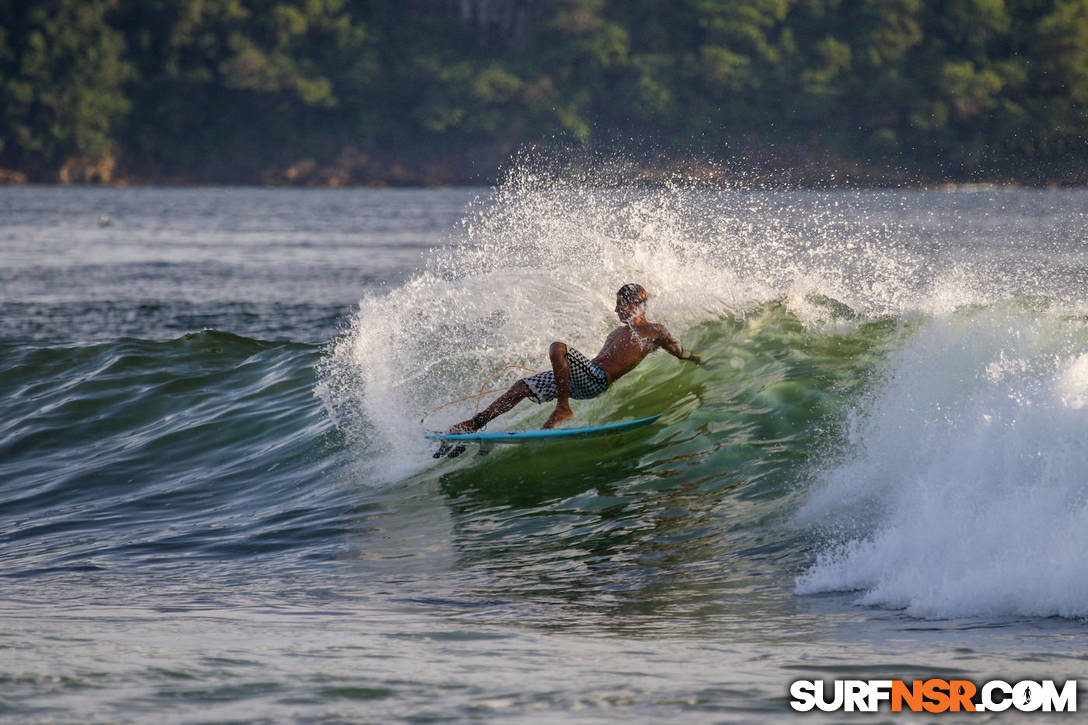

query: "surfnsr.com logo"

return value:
[789, 679, 1077, 713]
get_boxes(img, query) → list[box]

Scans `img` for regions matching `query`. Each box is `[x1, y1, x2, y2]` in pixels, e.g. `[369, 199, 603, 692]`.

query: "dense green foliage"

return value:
[2, 0, 1087, 183]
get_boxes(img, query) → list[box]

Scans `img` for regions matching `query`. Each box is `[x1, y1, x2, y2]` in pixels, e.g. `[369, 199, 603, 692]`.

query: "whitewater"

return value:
[2, 173, 1088, 722]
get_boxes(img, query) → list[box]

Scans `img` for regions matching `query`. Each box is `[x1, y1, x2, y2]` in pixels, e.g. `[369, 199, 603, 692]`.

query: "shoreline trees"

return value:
[2, 0, 1087, 185]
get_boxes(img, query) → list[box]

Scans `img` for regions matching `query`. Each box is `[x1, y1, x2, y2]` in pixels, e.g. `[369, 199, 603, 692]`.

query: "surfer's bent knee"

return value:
[549, 341, 567, 359]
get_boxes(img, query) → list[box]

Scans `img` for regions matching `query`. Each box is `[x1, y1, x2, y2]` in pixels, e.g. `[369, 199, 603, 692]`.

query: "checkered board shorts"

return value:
[522, 347, 609, 403]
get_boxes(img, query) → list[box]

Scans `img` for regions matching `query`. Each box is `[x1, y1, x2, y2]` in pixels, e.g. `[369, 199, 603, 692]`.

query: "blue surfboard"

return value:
[426, 414, 661, 444]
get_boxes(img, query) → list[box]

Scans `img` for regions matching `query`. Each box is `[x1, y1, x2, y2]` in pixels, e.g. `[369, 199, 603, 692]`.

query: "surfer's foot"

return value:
[433, 442, 467, 458]
[448, 413, 487, 434]
[438, 414, 485, 457]
[542, 404, 573, 429]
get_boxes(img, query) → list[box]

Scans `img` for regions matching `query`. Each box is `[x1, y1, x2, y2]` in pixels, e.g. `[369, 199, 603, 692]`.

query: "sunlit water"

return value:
[3, 179, 1088, 722]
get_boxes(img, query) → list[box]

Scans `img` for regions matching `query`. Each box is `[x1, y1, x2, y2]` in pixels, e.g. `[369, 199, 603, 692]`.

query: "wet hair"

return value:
[617, 283, 649, 305]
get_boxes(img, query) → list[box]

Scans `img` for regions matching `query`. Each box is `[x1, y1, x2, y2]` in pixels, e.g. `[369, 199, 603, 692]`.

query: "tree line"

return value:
[2, 0, 1087, 185]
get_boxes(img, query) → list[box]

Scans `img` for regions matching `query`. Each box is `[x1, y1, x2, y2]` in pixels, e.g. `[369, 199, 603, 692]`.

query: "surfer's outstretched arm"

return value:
[655, 325, 702, 365]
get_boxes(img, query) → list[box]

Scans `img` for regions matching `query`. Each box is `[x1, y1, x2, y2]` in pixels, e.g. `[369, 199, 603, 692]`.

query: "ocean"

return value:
[3, 174, 1088, 722]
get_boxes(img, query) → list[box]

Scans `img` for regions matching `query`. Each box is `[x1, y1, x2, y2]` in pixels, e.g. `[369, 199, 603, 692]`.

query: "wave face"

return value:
[319, 165, 1088, 619]
[0, 331, 343, 579]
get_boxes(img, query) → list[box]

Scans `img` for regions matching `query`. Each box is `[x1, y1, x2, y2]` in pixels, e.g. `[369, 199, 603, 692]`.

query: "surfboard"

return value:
[426, 414, 661, 444]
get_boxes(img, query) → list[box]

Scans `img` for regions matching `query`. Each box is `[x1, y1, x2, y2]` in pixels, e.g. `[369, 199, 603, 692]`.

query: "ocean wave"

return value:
[796, 300, 1088, 618]
[317, 165, 1088, 620]
[0, 331, 341, 578]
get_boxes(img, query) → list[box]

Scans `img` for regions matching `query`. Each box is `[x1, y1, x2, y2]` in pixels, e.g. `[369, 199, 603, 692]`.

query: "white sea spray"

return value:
[797, 302, 1088, 618]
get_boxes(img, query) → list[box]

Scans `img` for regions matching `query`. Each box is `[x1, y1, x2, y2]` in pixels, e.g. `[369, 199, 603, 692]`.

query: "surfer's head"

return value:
[616, 283, 648, 322]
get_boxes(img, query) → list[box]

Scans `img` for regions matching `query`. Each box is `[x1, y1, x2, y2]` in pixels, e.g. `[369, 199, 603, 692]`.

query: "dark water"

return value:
[3, 183, 1088, 723]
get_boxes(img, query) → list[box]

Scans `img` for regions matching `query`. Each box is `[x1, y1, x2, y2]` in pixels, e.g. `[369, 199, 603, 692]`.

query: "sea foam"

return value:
[797, 302, 1088, 618]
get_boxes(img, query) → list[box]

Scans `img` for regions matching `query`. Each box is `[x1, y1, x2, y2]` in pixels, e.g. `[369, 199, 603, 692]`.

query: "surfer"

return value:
[447, 283, 701, 435]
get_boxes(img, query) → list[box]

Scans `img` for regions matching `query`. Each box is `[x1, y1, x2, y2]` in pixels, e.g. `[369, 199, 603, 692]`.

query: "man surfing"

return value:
[443, 283, 701, 446]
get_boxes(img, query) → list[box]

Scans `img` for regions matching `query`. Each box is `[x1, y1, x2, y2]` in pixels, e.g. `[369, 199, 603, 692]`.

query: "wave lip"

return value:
[797, 302, 1088, 619]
